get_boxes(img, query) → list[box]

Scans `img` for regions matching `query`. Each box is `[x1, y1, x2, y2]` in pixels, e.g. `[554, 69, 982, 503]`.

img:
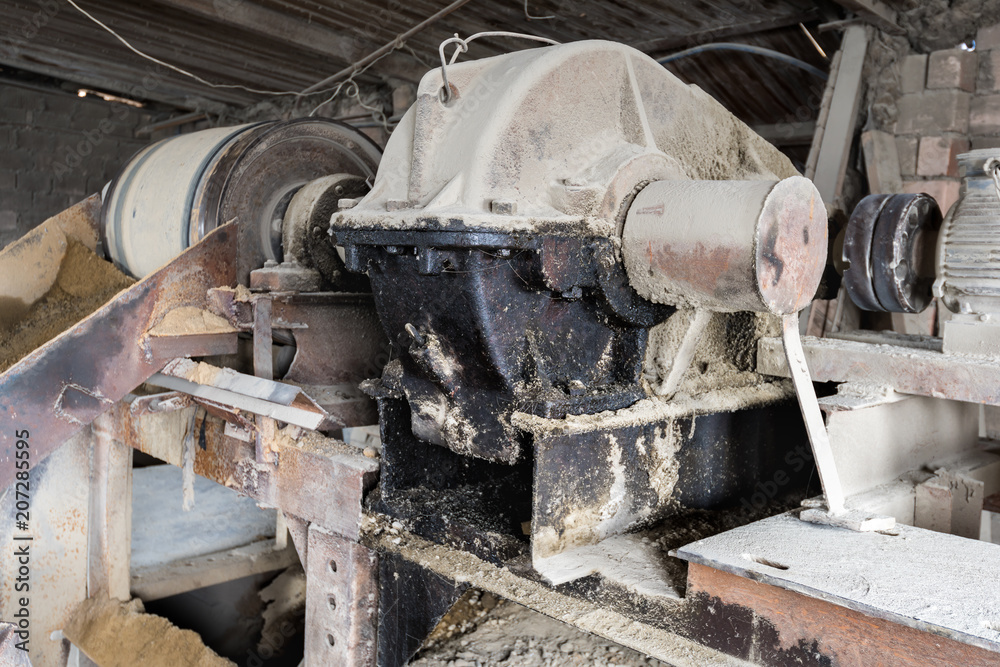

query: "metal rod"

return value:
[300, 0, 475, 95]
[656, 309, 712, 398]
[781, 313, 846, 514]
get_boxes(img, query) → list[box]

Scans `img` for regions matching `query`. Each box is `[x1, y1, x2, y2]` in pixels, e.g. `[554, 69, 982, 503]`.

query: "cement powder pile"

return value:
[0, 239, 133, 372]
[63, 596, 233, 667]
[412, 598, 666, 667]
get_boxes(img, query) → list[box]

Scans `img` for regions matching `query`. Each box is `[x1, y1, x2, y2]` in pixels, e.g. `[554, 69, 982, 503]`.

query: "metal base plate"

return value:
[674, 512, 1000, 652]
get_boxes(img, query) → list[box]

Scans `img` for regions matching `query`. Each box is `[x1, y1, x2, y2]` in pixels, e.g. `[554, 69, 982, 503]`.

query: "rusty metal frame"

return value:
[0, 223, 239, 490]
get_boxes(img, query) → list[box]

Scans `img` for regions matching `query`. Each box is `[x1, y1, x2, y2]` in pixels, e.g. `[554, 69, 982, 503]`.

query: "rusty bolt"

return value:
[490, 199, 517, 215]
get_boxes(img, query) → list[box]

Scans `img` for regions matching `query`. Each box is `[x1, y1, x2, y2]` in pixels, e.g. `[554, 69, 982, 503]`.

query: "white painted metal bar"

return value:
[782, 314, 846, 514]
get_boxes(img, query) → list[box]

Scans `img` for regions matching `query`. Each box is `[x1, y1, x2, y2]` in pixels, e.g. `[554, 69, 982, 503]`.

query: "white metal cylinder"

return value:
[102, 124, 258, 278]
[621, 176, 826, 315]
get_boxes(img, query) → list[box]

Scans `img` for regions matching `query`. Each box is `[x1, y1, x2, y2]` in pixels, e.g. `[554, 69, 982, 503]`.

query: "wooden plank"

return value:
[752, 121, 817, 146]
[152, 0, 424, 83]
[861, 129, 903, 194]
[130, 464, 279, 569]
[89, 414, 133, 601]
[811, 25, 869, 210]
[131, 539, 297, 601]
[829, 0, 904, 35]
[686, 563, 997, 666]
[675, 513, 1000, 653]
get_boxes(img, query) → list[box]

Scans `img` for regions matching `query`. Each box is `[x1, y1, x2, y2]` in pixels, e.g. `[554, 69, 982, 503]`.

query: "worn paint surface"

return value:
[686, 564, 1000, 666]
[0, 224, 237, 491]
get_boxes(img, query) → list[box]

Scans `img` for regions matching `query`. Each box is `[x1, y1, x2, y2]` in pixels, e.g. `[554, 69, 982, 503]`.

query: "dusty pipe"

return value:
[621, 176, 826, 315]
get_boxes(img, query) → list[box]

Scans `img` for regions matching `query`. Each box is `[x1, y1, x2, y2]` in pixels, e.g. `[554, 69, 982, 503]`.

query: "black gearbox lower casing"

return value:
[335, 227, 671, 463]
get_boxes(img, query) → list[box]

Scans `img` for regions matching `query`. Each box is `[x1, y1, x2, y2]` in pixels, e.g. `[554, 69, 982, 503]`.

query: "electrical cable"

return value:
[657, 42, 828, 80]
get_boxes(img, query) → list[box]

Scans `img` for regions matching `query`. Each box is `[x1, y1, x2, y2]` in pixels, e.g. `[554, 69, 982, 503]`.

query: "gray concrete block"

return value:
[5, 149, 35, 171]
[17, 129, 59, 153]
[972, 136, 1000, 150]
[32, 191, 69, 219]
[896, 136, 919, 176]
[0, 209, 17, 232]
[971, 94, 1000, 135]
[16, 171, 51, 194]
[979, 49, 1000, 93]
[901, 54, 927, 94]
[0, 106, 25, 124]
[896, 90, 971, 134]
[979, 24, 1000, 51]
[927, 49, 977, 92]
[0, 189, 35, 214]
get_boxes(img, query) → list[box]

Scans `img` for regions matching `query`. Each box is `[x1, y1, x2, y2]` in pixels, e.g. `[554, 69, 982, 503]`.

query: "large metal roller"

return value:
[102, 118, 382, 281]
[622, 176, 826, 315]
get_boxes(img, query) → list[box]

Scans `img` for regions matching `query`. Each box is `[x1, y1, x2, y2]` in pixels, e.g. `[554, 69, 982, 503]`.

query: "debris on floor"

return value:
[411, 595, 666, 667]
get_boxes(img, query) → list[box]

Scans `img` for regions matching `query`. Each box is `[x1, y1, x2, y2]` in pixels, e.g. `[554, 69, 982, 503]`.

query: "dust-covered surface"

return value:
[644, 311, 782, 397]
[363, 515, 751, 667]
[674, 512, 1000, 650]
[63, 596, 234, 667]
[411, 598, 667, 667]
[0, 239, 133, 372]
[512, 382, 791, 438]
[149, 306, 236, 336]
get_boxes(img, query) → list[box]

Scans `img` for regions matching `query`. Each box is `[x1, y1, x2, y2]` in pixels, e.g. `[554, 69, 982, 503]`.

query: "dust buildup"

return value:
[644, 310, 784, 400]
[0, 240, 134, 372]
[63, 596, 234, 667]
[412, 598, 666, 667]
[151, 306, 234, 335]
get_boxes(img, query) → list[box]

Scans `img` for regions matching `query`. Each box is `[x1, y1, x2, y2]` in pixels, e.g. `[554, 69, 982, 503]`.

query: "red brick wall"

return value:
[893, 23, 1000, 214]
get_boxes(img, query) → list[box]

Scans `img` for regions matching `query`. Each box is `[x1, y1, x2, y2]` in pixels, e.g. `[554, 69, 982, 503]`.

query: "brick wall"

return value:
[0, 82, 152, 248]
[892, 23, 1000, 214]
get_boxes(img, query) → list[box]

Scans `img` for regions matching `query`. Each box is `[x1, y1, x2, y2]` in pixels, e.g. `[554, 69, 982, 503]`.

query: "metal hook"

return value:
[436, 32, 561, 104]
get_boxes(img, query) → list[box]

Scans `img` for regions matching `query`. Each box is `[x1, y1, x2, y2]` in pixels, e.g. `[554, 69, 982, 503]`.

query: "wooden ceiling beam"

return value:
[149, 0, 427, 83]
[828, 0, 904, 35]
[632, 10, 821, 54]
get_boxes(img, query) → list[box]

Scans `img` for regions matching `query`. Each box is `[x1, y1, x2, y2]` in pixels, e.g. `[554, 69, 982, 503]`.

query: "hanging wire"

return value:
[524, 0, 555, 21]
[658, 42, 828, 80]
[65, 0, 308, 96]
[66, 0, 420, 102]
[438, 31, 560, 102]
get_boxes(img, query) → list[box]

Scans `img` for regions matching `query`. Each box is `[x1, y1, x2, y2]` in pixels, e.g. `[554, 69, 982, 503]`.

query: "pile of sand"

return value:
[63, 596, 233, 667]
[0, 240, 133, 372]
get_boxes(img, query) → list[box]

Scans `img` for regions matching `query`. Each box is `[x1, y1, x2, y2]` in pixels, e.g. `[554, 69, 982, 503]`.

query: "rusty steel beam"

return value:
[305, 526, 378, 667]
[0, 224, 238, 491]
[685, 563, 999, 666]
[111, 399, 378, 540]
[758, 333, 1000, 406]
